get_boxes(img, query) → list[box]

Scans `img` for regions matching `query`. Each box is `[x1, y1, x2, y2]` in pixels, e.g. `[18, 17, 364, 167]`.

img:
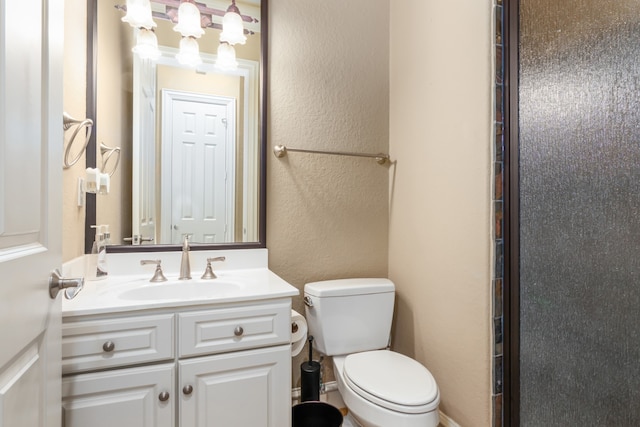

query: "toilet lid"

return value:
[343, 350, 439, 413]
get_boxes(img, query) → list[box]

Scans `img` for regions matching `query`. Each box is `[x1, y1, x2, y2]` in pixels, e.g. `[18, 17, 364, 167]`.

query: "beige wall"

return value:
[62, 0, 494, 423]
[62, 0, 87, 261]
[389, 1, 494, 425]
[267, 0, 390, 385]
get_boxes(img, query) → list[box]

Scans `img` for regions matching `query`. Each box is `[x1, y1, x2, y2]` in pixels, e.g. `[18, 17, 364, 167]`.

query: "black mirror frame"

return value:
[85, 0, 267, 254]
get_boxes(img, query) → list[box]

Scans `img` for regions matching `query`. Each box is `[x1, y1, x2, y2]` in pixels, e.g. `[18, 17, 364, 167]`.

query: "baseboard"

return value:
[292, 381, 344, 410]
[439, 410, 462, 427]
[291, 381, 339, 400]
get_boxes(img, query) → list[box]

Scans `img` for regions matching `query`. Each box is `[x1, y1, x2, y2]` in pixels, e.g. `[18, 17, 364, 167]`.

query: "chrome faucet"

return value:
[179, 235, 191, 280]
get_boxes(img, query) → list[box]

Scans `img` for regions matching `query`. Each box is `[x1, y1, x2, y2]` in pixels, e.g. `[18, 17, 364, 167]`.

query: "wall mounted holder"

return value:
[100, 142, 121, 177]
[63, 112, 94, 168]
[273, 144, 389, 165]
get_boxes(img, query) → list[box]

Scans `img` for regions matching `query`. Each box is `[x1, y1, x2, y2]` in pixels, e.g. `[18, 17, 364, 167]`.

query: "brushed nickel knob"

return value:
[183, 385, 193, 395]
[234, 326, 244, 337]
[102, 341, 115, 352]
[158, 391, 170, 402]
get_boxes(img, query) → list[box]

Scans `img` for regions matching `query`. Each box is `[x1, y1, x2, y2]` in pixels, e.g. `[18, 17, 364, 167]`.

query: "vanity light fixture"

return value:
[120, 0, 256, 70]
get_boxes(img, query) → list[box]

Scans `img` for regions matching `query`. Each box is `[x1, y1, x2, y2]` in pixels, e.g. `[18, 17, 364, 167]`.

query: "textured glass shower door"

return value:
[519, 0, 640, 425]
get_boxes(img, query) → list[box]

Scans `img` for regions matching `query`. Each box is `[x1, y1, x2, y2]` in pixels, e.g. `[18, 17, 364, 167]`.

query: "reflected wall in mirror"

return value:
[87, 0, 266, 252]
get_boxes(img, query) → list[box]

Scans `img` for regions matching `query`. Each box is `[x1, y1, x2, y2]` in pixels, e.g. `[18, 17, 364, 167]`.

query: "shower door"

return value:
[516, 0, 640, 425]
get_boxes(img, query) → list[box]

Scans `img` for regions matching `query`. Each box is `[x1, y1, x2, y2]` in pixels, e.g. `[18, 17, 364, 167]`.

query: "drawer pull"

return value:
[102, 341, 115, 352]
[234, 326, 244, 337]
[158, 391, 170, 402]
[183, 385, 193, 395]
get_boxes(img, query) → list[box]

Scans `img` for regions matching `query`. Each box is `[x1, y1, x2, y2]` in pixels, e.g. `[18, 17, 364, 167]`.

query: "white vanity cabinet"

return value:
[61, 298, 292, 427]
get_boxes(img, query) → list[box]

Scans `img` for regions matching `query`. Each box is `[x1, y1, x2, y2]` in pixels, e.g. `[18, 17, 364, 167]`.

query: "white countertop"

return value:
[62, 249, 299, 317]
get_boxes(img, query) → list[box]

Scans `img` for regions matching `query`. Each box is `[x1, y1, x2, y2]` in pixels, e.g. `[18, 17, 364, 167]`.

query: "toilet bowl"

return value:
[333, 352, 440, 427]
[304, 278, 440, 427]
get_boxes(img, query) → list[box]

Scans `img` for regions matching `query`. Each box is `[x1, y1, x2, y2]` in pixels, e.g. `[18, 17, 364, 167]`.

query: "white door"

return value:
[0, 0, 64, 426]
[161, 91, 235, 244]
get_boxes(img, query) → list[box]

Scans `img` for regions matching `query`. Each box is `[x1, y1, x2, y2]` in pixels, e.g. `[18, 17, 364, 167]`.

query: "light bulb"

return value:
[173, 1, 205, 38]
[176, 37, 202, 67]
[220, 2, 246, 45]
[132, 28, 161, 61]
[215, 42, 238, 71]
[122, 0, 156, 29]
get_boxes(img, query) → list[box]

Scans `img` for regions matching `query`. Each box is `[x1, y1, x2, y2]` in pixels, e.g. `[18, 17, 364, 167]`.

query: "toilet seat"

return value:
[343, 350, 439, 414]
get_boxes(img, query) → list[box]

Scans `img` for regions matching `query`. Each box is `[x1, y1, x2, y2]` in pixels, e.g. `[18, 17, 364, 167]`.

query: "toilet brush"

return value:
[300, 336, 321, 402]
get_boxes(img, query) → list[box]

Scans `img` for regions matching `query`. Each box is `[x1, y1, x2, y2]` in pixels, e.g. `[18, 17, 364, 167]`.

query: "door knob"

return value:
[183, 385, 193, 395]
[49, 269, 84, 299]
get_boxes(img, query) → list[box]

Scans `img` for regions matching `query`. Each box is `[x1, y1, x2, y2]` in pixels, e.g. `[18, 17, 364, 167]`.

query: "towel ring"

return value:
[63, 112, 93, 168]
[100, 143, 121, 177]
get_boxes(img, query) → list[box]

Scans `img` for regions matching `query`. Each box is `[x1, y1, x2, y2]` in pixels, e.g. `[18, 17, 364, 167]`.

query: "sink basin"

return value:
[117, 279, 245, 301]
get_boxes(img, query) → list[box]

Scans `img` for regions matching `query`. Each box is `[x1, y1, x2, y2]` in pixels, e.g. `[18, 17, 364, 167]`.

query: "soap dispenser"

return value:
[86, 225, 108, 280]
[103, 225, 111, 245]
[96, 225, 108, 279]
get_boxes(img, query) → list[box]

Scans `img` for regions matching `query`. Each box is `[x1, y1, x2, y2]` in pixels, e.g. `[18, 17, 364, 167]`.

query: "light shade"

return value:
[176, 37, 202, 67]
[215, 42, 238, 71]
[219, 2, 246, 45]
[173, 1, 205, 38]
[132, 28, 161, 60]
[122, 0, 156, 29]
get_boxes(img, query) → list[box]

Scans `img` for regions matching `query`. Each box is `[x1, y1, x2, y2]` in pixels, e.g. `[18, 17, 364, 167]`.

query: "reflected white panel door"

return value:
[0, 0, 64, 426]
[161, 91, 235, 244]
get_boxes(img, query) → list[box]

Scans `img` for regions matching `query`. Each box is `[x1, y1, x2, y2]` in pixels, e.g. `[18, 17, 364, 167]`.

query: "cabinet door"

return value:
[62, 363, 175, 427]
[179, 345, 290, 427]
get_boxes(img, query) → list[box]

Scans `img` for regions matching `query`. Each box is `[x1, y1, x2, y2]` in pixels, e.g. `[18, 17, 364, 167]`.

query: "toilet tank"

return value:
[304, 278, 395, 356]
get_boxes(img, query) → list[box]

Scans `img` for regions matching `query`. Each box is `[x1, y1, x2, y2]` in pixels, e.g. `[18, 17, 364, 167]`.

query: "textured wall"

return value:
[389, 0, 494, 425]
[267, 0, 390, 385]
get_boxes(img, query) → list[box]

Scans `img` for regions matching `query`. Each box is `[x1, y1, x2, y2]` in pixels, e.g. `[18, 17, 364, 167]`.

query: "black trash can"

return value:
[292, 402, 343, 427]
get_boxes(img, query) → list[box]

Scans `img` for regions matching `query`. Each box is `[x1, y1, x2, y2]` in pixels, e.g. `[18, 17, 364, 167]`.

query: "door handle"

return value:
[49, 269, 84, 300]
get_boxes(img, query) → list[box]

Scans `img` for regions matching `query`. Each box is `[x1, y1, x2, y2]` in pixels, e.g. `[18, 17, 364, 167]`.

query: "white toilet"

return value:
[304, 278, 440, 427]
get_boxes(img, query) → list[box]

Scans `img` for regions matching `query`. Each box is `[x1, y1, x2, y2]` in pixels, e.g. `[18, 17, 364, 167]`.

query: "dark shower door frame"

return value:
[502, 0, 520, 424]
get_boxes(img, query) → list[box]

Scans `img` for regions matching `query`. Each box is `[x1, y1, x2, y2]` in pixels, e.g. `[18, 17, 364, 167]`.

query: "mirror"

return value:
[85, 0, 266, 253]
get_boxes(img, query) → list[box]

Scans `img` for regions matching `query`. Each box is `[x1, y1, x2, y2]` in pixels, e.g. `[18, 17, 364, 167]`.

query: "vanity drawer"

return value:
[178, 300, 290, 358]
[62, 314, 175, 374]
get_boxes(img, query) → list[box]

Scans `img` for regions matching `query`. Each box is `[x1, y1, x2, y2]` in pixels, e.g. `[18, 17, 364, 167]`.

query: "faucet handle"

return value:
[201, 256, 226, 280]
[140, 259, 168, 282]
[182, 234, 191, 249]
